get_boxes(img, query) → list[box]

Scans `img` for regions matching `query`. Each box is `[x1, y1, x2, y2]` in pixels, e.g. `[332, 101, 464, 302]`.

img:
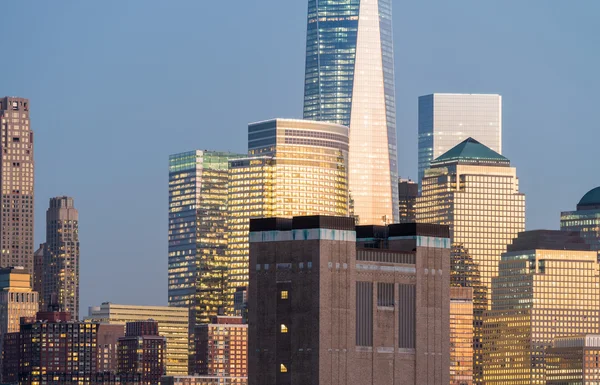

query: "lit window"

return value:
[280, 291, 288, 300]
[280, 364, 288, 373]
[280, 324, 288, 333]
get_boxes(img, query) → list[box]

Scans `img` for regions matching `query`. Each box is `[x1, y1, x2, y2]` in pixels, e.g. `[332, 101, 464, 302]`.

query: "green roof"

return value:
[578, 186, 600, 208]
[432, 137, 509, 165]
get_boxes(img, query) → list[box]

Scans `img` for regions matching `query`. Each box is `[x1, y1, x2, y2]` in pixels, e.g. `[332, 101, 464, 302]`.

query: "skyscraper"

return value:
[483, 230, 600, 384]
[248, 216, 451, 385]
[561, 186, 600, 251]
[0, 97, 34, 272]
[398, 178, 417, 223]
[227, 119, 349, 310]
[303, 0, 398, 225]
[43, 196, 79, 319]
[418, 94, 502, 186]
[416, 137, 525, 383]
[168, 150, 244, 325]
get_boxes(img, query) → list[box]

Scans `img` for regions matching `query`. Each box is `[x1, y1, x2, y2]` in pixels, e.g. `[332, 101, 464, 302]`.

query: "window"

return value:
[280, 324, 288, 333]
[280, 364, 288, 373]
[280, 290, 288, 300]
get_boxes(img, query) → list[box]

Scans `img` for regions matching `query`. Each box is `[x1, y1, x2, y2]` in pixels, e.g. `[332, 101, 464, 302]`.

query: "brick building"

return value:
[248, 215, 450, 385]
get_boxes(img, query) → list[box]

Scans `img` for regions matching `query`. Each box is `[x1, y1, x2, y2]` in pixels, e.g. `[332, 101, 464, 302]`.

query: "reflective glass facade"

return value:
[417, 141, 525, 384]
[450, 287, 474, 385]
[168, 150, 244, 326]
[418, 94, 502, 186]
[303, 0, 398, 225]
[483, 242, 600, 384]
[227, 119, 349, 312]
[561, 188, 600, 251]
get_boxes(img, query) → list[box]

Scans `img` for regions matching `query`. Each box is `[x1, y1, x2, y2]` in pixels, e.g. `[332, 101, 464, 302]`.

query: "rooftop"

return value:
[577, 186, 600, 210]
[432, 137, 509, 166]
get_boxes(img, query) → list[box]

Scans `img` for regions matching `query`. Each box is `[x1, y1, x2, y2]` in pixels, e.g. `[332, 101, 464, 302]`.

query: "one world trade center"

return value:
[303, 0, 399, 225]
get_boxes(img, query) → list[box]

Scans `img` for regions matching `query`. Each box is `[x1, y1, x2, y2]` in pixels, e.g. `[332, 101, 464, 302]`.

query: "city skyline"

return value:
[0, 0, 598, 311]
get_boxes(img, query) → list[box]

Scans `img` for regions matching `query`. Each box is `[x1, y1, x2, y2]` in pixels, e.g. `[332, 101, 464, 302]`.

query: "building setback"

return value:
[303, 0, 399, 225]
[0, 97, 34, 273]
[42, 196, 79, 319]
[483, 230, 600, 384]
[248, 216, 450, 385]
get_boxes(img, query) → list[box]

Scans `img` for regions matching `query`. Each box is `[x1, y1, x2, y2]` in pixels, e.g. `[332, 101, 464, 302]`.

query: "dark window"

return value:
[356, 281, 373, 346]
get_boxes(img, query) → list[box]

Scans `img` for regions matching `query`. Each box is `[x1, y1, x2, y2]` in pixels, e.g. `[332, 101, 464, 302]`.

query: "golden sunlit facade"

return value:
[483, 231, 600, 385]
[226, 119, 349, 311]
[416, 138, 525, 383]
[450, 287, 474, 385]
[547, 335, 600, 385]
[0, 267, 38, 348]
[86, 303, 189, 375]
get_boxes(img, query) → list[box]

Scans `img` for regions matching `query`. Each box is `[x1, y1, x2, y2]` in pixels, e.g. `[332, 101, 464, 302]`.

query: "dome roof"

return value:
[578, 187, 600, 208]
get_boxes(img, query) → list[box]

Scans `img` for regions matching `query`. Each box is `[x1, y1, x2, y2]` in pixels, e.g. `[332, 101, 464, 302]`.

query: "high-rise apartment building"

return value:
[0, 97, 34, 272]
[42, 196, 79, 319]
[483, 230, 600, 384]
[32, 243, 44, 302]
[248, 216, 450, 385]
[450, 287, 473, 385]
[561, 186, 600, 251]
[169, 150, 244, 325]
[161, 376, 247, 385]
[547, 335, 600, 385]
[418, 94, 502, 186]
[416, 137, 525, 383]
[303, 1, 398, 225]
[9, 311, 99, 385]
[191, 316, 247, 378]
[86, 302, 189, 375]
[398, 178, 417, 223]
[118, 320, 167, 385]
[227, 119, 349, 310]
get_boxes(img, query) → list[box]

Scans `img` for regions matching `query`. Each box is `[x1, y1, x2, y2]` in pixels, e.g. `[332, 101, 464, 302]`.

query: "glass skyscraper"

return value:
[168, 150, 244, 326]
[303, 0, 398, 225]
[418, 93, 502, 186]
[227, 119, 349, 312]
[561, 186, 600, 251]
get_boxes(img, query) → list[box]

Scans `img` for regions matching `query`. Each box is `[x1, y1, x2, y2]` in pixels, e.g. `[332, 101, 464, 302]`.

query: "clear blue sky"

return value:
[1, 1, 598, 312]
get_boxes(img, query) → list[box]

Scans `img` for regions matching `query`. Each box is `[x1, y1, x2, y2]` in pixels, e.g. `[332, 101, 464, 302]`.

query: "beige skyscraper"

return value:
[416, 137, 525, 383]
[483, 230, 600, 384]
[0, 97, 34, 272]
[226, 119, 349, 311]
[42, 196, 79, 319]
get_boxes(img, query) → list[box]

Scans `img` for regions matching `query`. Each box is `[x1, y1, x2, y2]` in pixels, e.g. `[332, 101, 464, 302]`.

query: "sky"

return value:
[1, 1, 599, 313]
